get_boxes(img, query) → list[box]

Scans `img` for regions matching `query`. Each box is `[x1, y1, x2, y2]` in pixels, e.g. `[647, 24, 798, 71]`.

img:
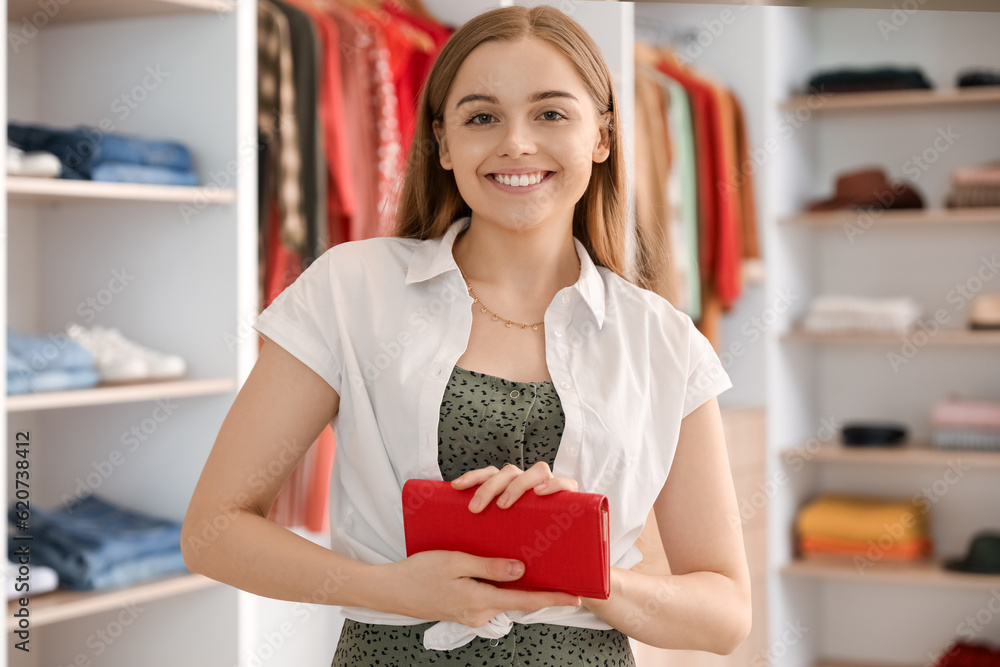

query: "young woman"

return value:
[182, 5, 751, 665]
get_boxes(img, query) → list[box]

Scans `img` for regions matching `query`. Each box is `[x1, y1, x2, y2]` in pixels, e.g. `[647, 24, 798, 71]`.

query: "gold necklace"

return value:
[454, 257, 580, 331]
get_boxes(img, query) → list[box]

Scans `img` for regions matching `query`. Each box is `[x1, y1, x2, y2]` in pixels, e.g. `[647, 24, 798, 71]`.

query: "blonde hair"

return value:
[393, 4, 641, 288]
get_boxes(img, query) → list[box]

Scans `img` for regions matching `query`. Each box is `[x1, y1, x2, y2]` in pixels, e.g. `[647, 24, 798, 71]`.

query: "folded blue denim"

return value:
[6, 350, 31, 395]
[7, 122, 193, 179]
[7, 327, 99, 393]
[24, 539, 188, 591]
[92, 161, 199, 187]
[7, 494, 187, 591]
[8, 327, 95, 371]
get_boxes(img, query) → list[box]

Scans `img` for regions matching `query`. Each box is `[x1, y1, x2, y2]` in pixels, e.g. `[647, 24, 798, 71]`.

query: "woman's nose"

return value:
[496, 119, 536, 157]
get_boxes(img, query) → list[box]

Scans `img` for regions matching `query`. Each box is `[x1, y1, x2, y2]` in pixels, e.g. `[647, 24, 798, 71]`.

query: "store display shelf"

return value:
[5, 571, 221, 630]
[782, 558, 1000, 591]
[782, 328, 1000, 346]
[782, 442, 1000, 469]
[780, 86, 1000, 112]
[7, 0, 234, 25]
[779, 207, 1000, 227]
[6, 377, 237, 412]
[6, 177, 236, 204]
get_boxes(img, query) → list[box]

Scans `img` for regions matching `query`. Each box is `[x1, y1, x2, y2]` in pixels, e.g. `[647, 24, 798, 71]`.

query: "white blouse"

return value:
[251, 216, 732, 650]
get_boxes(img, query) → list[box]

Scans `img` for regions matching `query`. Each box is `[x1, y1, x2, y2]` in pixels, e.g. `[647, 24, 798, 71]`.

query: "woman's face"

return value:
[433, 37, 611, 233]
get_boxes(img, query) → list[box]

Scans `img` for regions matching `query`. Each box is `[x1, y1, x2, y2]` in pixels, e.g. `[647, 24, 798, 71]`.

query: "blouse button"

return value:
[509, 390, 520, 398]
[560, 381, 570, 390]
[554, 329, 562, 338]
[434, 367, 442, 377]
[561, 293, 571, 304]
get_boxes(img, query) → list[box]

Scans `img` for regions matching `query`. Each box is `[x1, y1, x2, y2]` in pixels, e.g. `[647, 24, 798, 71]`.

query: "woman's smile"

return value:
[487, 170, 555, 193]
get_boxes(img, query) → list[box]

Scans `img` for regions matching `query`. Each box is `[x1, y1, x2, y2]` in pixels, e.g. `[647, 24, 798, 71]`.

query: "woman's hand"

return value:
[450, 462, 578, 513]
[379, 550, 581, 628]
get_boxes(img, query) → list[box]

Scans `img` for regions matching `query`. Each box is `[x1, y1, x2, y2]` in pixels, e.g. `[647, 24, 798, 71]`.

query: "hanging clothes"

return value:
[635, 41, 760, 351]
[255, 0, 451, 533]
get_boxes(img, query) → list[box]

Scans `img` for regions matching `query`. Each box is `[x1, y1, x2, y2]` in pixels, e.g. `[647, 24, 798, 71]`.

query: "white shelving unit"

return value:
[762, 5, 1000, 667]
[2, 1, 258, 666]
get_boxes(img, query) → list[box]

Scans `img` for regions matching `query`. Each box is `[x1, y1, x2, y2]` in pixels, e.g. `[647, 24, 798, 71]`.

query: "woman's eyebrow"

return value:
[454, 90, 580, 109]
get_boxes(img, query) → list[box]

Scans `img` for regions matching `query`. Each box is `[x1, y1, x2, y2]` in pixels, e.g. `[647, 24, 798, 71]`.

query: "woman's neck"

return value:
[452, 214, 582, 298]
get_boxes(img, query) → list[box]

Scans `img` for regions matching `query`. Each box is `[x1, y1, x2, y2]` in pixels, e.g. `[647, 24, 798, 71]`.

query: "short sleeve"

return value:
[681, 318, 733, 419]
[251, 249, 343, 393]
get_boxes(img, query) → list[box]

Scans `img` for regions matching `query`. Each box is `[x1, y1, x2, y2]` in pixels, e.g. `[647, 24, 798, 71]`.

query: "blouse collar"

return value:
[405, 217, 607, 329]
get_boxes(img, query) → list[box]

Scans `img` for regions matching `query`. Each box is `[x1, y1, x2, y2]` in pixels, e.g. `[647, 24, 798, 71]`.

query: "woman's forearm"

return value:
[181, 506, 379, 609]
[583, 567, 751, 654]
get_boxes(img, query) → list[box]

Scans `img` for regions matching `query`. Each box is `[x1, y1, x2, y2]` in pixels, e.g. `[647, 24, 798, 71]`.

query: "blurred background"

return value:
[3, 0, 999, 665]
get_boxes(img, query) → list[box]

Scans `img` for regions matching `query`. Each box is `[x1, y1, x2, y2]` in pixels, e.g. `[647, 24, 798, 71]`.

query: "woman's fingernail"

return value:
[509, 561, 524, 577]
[535, 481, 549, 492]
[469, 497, 483, 512]
[497, 493, 510, 508]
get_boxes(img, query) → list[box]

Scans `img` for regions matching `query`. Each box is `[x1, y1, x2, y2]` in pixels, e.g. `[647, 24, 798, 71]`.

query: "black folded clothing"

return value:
[806, 66, 932, 94]
[957, 69, 1000, 88]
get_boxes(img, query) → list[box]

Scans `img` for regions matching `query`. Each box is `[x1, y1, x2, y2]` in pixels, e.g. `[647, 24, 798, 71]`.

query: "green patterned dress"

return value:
[330, 365, 636, 666]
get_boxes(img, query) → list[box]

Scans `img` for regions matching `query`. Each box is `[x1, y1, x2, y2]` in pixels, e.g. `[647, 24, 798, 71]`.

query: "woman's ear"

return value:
[592, 114, 611, 164]
[432, 119, 453, 170]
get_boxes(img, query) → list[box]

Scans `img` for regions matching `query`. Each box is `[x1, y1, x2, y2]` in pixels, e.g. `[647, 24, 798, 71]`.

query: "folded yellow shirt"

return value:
[796, 492, 929, 543]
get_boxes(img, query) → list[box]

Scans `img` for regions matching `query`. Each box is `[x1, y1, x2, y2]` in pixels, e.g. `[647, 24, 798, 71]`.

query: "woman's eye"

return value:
[540, 111, 566, 121]
[467, 113, 494, 125]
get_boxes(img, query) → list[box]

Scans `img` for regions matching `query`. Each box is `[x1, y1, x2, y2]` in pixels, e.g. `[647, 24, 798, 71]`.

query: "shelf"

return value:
[6, 177, 236, 204]
[779, 207, 1000, 227]
[6, 571, 222, 630]
[6, 377, 237, 412]
[782, 328, 1000, 346]
[782, 558, 1000, 591]
[780, 86, 1000, 112]
[7, 0, 234, 25]
[782, 442, 1000, 469]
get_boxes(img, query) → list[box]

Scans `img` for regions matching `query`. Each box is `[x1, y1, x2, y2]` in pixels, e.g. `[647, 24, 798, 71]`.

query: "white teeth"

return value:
[494, 172, 546, 187]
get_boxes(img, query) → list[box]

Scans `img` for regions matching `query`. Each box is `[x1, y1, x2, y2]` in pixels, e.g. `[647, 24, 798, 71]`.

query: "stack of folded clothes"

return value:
[796, 493, 933, 561]
[805, 66, 933, 94]
[946, 161, 1000, 208]
[956, 68, 1000, 88]
[7, 494, 189, 591]
[801, 295, 922, 333]
[7, 121, 198, 186]
[7, 326, 99, 395]
[930, 395, 1000, 452]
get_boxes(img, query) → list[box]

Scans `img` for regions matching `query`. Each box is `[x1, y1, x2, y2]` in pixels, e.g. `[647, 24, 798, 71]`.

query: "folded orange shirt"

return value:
[800, 535, 933, 560]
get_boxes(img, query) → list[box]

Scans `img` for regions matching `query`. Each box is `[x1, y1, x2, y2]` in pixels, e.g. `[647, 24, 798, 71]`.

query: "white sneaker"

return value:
[5, 559, 59, 600]
[67, 322, 149, 383]
[90, 325, 186, 380]
[7, 144, 61, 178]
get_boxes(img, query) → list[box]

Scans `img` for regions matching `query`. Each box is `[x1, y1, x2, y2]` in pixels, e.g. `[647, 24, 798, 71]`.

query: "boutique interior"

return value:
[3, 1, 1000, 666]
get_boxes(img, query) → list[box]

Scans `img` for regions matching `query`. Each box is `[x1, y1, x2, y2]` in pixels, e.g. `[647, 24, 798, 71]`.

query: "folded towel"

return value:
[932, 396, 1000, 429]
[799, 534, 933, 560]
[797, 493, 929, 543]
[802, 295, 922, 333]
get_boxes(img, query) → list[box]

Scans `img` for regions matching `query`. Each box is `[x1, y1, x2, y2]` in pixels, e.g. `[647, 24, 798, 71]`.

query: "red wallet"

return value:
[402, 478, 610, 599]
